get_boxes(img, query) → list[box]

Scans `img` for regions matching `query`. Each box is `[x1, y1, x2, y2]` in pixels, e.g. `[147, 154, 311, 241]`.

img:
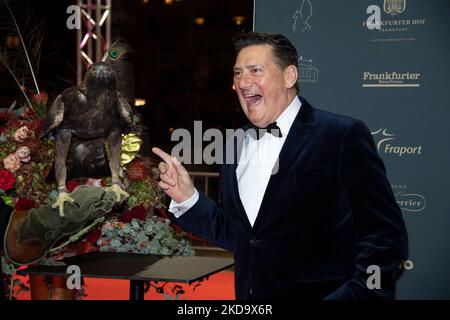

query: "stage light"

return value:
[5, 35, 20, 48]
[134, 98, 146, 107]
[233, 16, 246, 26]
[194, 17, 205, 26]
[81, 9, 96, 25]
[99, 10, 110, 27]
[80, 33, 90, 48]
[80, 51, 93, 65]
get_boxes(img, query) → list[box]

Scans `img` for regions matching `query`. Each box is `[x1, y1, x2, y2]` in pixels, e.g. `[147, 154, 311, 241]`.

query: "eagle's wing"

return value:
[39, 94, 65, 138]
[117, 91, 134, 132]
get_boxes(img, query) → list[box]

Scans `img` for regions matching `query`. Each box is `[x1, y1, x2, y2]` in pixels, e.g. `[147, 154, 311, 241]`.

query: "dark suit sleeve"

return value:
[325, 120, 408, 300]
[171, 191, 234, 252]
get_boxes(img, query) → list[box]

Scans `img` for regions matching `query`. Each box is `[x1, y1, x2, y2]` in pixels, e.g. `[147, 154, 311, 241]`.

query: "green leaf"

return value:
[110, 239, 122, 247]
[131, 219, 140, 229]
[1, 195, 14, 207]
[15, 106, 25, 116]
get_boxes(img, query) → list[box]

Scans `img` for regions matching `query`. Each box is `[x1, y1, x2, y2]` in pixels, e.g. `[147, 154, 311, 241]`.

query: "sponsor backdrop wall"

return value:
[254, 0, 450, 299]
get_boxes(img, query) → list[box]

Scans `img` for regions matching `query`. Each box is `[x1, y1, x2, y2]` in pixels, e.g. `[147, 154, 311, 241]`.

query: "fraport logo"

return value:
[371, 128, 423, 157]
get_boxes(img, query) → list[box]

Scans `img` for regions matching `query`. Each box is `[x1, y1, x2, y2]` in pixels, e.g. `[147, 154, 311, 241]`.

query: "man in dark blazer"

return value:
[152, 32, 408, 300]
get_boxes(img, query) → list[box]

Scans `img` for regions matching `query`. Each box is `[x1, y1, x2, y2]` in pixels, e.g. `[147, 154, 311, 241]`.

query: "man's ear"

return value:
[284, 65, 298, 89]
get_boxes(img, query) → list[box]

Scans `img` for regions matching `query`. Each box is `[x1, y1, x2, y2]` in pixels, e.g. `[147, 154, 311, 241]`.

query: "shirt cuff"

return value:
[169, 189, 199, 218]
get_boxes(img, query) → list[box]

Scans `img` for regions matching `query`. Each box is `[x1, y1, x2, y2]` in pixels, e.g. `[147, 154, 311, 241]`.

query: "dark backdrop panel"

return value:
[255, 0, 450, 299]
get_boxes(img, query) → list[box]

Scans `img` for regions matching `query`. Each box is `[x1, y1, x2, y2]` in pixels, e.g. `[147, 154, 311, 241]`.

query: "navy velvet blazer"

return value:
[173, 96, 408, 300]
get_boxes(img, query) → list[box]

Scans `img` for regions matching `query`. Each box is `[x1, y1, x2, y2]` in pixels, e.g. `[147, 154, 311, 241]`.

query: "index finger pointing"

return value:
[152, 147, 173, 164]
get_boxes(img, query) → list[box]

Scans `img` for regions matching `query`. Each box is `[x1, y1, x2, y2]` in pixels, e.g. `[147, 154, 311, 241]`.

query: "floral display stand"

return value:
[0, 2, 202, 299]
[28, 275, 76, 300]
[0, 93, 196, 299]
[17, 251, 234, 300]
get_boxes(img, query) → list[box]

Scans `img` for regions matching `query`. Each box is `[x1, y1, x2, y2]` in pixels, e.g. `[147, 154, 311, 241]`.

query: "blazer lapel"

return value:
[252, 96, 317, 231]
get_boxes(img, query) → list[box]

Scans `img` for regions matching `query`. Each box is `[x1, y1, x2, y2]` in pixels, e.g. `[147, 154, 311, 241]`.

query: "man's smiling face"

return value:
[233, 44, 295, 127]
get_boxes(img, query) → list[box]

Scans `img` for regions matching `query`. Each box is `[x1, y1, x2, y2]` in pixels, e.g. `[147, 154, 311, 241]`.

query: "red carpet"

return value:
[16, 270, 235, 300]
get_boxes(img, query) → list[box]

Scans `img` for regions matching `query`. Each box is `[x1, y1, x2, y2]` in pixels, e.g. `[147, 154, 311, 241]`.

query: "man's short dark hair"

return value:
[232, 32, 300, 92]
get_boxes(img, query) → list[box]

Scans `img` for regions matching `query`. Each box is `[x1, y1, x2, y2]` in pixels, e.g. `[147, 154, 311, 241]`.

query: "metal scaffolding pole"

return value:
[76, 0, 112, 85]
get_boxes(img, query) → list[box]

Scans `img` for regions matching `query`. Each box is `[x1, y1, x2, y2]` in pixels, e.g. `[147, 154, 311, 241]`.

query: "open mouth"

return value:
[243, 93, 262, 107]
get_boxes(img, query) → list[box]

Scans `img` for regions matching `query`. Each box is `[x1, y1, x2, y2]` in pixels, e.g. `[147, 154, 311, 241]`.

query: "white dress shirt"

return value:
[169, 96, 302, 226]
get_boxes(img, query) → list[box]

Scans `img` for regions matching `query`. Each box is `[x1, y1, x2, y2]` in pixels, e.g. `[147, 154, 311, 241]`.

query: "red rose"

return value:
[26, 119, 44, 137]
[0, 111, 12, 123]
[119, 210, 133, 223]
[66, 179, 79, 192]
[15, 198, 36, 211]
[0, 169, 16, 191]
[31, 91, 48, 106]
[34, 120, 44, 136]
[127, 161, 149, 181]
[131, 204, 148, 221]
[86, 229, 101, 244]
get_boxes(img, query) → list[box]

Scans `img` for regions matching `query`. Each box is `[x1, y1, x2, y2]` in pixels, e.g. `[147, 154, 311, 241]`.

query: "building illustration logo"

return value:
[292, 0, 313, 32]
[363, 0, 426, 43]
[298, 56, 319, 84]
[384, 0, 407, 16]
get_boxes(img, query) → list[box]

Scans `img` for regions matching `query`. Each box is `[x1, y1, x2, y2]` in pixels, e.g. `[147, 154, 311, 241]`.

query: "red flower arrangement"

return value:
[85, 229, 102, 245]
[119, 210, 133, 223]
[0, 169, 16, 191]
[15, 198, 36, 211]
[66, 179, 80, 193]
[118, 205, 149, 223]
[126, 160, 149, 181]
[130, 204, 148, 221]
[31, 91, 48, 106]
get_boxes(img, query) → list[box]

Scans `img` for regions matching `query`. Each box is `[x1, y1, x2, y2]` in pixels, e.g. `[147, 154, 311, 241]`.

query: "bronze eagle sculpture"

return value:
[40, 62, 133, 216]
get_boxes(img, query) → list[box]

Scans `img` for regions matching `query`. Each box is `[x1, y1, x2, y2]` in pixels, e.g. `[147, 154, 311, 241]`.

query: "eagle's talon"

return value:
[105, 183, 129, 202]
[52, 192, 76, 217]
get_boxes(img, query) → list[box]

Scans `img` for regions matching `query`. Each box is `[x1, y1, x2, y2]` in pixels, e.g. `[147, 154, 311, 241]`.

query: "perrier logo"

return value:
[384, 0, 406, 16]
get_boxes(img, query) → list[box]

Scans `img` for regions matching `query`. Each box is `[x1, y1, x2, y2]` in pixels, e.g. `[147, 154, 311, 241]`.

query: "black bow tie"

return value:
[245, 122, 282, 140]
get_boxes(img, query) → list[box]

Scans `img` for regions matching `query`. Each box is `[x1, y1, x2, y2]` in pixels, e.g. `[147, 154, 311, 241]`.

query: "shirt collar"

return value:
[275, 96, 302, 137]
